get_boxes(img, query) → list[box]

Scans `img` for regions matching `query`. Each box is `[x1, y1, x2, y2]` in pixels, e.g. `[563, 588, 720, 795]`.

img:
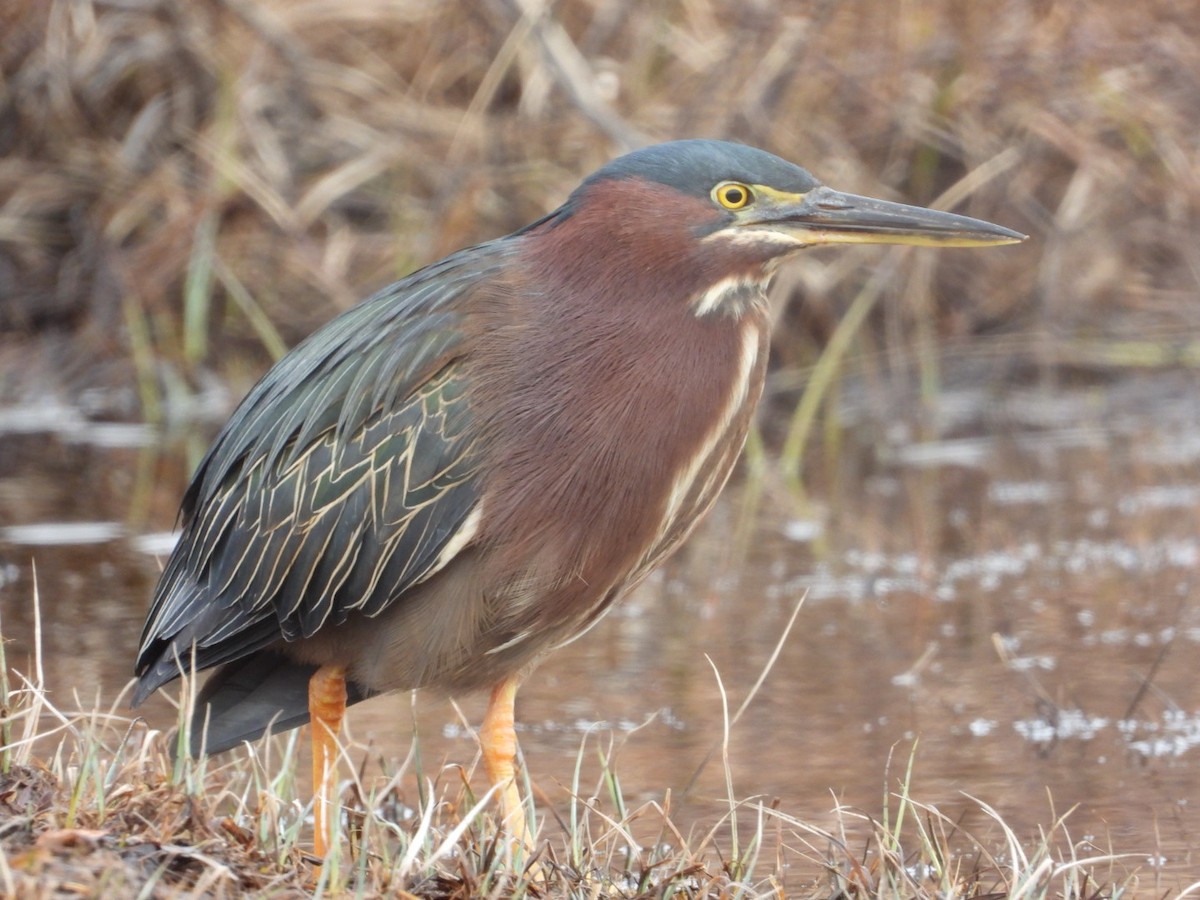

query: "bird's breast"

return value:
[469, 296, 770, 648]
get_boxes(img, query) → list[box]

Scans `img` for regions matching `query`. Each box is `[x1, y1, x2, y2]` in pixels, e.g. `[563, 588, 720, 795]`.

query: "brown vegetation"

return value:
[0, 617, 1152, 898]
[2, 0, 1197, 415]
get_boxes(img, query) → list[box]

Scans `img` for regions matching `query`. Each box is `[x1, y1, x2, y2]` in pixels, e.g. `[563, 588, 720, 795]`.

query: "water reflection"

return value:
[1, 368, 1199, 882]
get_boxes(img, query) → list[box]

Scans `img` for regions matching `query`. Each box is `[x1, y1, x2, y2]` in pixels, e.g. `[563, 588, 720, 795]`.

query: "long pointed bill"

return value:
[754, 185, 1026, 248]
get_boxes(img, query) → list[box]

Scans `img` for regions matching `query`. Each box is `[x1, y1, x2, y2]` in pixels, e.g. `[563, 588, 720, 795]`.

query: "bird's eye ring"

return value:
[714, 182, 754, 210]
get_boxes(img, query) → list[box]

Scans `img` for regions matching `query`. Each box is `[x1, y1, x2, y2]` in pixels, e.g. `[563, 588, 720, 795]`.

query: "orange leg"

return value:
[479, 676, 534, 852]
[309, 664, 348, 863]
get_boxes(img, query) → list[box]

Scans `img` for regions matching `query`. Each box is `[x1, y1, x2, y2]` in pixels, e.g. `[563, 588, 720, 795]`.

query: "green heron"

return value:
[133, 139, 1023, 858]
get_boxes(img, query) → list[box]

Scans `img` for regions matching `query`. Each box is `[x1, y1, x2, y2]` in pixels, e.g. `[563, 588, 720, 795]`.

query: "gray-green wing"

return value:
[133, 247, 505, 703]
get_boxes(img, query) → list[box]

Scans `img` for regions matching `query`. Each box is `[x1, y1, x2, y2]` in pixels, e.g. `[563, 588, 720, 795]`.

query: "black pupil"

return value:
[725, 187, 744, 205]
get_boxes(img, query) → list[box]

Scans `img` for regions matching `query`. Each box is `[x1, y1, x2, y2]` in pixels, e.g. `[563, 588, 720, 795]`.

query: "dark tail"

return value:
[187, 652, 375, 756]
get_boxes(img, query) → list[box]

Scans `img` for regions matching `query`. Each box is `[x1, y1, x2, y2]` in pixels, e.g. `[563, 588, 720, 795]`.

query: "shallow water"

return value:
[2, 366, 1199, 886]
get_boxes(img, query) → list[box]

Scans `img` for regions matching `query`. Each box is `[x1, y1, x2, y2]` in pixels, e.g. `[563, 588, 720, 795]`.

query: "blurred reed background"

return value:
[2, 0, 1197, 430]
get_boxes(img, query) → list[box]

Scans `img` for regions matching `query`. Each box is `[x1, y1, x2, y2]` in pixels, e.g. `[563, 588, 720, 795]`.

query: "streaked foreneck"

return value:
[660, 320, 762, 526]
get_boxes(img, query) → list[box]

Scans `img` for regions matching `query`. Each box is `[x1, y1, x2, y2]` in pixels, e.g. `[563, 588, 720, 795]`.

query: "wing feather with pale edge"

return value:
[133, 246, 507, 703]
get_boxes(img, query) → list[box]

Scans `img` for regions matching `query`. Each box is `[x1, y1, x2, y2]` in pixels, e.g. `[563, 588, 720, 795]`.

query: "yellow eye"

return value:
[714, 182, 754, 210]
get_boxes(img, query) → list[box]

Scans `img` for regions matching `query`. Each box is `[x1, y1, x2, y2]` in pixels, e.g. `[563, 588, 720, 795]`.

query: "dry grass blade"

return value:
[683, 593, 806, 795]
